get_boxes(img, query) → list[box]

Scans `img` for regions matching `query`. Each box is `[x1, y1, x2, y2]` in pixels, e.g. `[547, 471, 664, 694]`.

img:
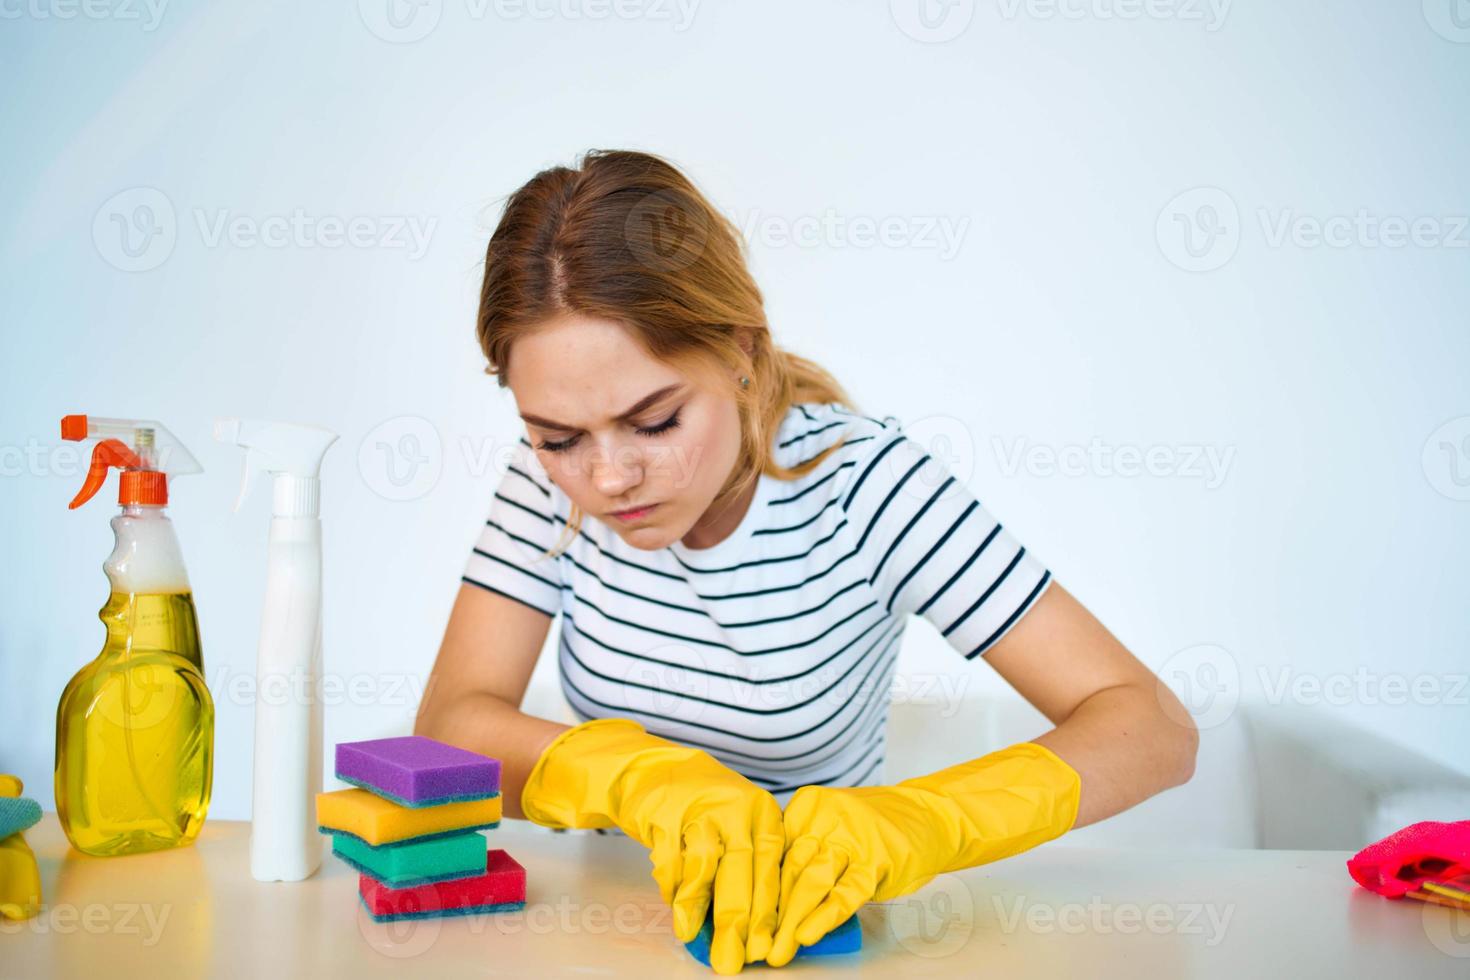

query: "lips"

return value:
[611, 503, 659, 520]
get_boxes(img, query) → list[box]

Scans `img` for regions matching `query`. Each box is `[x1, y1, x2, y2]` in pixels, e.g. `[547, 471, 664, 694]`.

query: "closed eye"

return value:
[536, 409, 683, 454]
[636, 410, 683, 439]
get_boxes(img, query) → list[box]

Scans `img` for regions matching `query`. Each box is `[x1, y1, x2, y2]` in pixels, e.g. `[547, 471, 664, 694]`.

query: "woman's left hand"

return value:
[765, 782, 946, 967]
[767, 742, 1084, 968]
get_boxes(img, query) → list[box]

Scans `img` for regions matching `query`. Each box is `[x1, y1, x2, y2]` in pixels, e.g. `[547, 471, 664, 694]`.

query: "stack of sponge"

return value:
[316, 736, 526, 922]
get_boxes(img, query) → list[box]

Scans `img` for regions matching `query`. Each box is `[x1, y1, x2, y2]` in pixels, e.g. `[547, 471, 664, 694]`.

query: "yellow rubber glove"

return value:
[521, 718, 784, 975]
[0, 774, 41, 922]
[767, 741, 1082, 967]
[0, 833, 41, 921]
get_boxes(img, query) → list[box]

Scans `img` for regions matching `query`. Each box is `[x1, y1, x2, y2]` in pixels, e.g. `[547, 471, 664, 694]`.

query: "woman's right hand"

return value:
[520, 718, 784, 975]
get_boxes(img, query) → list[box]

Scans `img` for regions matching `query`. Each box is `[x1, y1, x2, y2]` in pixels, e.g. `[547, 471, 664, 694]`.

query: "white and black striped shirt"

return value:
[463, 402, 1053, 805]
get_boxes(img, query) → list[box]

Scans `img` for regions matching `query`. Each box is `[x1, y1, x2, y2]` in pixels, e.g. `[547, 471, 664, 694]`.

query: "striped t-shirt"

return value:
[463, 401, 1053, 806]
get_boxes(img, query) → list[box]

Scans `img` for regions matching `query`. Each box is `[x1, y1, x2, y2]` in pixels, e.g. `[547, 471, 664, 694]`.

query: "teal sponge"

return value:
[331, 829, 488, 887]
[0, 797, 41, 839]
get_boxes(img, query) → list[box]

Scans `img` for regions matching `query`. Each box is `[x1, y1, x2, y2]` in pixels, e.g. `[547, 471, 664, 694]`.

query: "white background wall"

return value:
[2, 0, 1466, 821]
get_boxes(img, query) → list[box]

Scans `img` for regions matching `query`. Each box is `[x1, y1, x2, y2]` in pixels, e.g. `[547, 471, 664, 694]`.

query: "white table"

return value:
[4, 814, 1468, 977]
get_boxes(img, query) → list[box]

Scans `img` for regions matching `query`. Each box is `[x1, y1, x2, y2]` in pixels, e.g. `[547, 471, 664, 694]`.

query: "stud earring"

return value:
[739, 376, 750, 389]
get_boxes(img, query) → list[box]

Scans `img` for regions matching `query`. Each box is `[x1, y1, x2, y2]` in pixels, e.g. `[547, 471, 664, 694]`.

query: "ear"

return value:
[735, 326, 755, 359]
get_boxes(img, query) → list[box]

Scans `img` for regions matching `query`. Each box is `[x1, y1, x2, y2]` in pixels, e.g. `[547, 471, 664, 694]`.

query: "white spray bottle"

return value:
[214, 417, 338, 882]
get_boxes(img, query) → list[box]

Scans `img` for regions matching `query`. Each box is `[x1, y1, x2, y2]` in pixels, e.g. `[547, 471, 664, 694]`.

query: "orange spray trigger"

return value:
[70, 439, 142, 510]
[60, 414, 89, 441]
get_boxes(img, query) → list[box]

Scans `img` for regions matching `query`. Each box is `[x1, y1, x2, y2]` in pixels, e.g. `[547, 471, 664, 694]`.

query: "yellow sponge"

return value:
[316, 788, 502, 846]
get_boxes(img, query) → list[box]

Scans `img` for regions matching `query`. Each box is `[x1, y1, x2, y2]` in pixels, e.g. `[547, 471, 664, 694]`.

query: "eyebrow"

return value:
[519, 383, 685, 432]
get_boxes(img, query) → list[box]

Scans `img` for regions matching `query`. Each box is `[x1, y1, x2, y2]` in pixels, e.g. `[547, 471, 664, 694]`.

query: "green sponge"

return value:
[330, 828, 487, 887]
[0, 797, 41, 839]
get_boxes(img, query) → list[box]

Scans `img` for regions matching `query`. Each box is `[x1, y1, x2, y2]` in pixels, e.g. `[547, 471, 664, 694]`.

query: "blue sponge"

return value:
[685, 913, 861, 967]
[0, 797, 41, 839]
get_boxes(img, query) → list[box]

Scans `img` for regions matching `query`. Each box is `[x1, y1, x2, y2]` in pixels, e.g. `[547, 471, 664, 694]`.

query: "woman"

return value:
[415, 149, 1198, 975]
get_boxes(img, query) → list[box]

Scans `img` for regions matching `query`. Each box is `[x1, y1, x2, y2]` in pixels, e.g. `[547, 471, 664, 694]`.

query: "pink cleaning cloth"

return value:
[1346, 820, 1470, 898]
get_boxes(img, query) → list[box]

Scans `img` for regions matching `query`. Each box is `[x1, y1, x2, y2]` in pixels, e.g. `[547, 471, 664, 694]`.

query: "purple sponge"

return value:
[336, 736, 501, 808]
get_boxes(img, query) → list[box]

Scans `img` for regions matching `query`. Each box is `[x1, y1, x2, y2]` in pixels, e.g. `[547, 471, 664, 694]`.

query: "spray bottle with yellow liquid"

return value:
[56, 414, 214, 857]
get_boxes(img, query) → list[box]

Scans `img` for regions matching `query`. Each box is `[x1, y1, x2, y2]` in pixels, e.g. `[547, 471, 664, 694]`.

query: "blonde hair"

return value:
[476, 149, 859, 557]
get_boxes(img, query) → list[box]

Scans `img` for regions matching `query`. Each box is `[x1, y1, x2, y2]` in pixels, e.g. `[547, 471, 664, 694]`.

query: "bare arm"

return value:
[414, 583, 570, 820]
[981, 581, 1199, 829]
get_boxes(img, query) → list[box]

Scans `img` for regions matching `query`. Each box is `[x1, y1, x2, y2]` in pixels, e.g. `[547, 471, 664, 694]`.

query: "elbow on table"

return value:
[1168, 709, 1200, 789]
[1145, 677, 1200, 790]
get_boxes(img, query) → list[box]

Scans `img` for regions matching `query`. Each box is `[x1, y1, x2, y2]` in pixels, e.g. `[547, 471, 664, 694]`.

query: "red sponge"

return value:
[1347, 820, 1470, 898]
[359, 848, 526, 922]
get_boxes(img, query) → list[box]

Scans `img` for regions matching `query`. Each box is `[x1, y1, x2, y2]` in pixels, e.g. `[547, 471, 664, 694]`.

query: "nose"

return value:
[589, 438, 644, 499]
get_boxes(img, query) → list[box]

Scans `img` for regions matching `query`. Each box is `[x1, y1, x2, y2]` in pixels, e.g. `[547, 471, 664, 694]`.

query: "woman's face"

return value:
[507, 314, 745, 551]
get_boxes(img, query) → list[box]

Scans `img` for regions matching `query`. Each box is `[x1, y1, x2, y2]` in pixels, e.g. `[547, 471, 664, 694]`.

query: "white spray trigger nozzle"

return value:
[233, 449, 260, 513]
[214, 417, 338, 518]
[213, 419, 254, 513]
